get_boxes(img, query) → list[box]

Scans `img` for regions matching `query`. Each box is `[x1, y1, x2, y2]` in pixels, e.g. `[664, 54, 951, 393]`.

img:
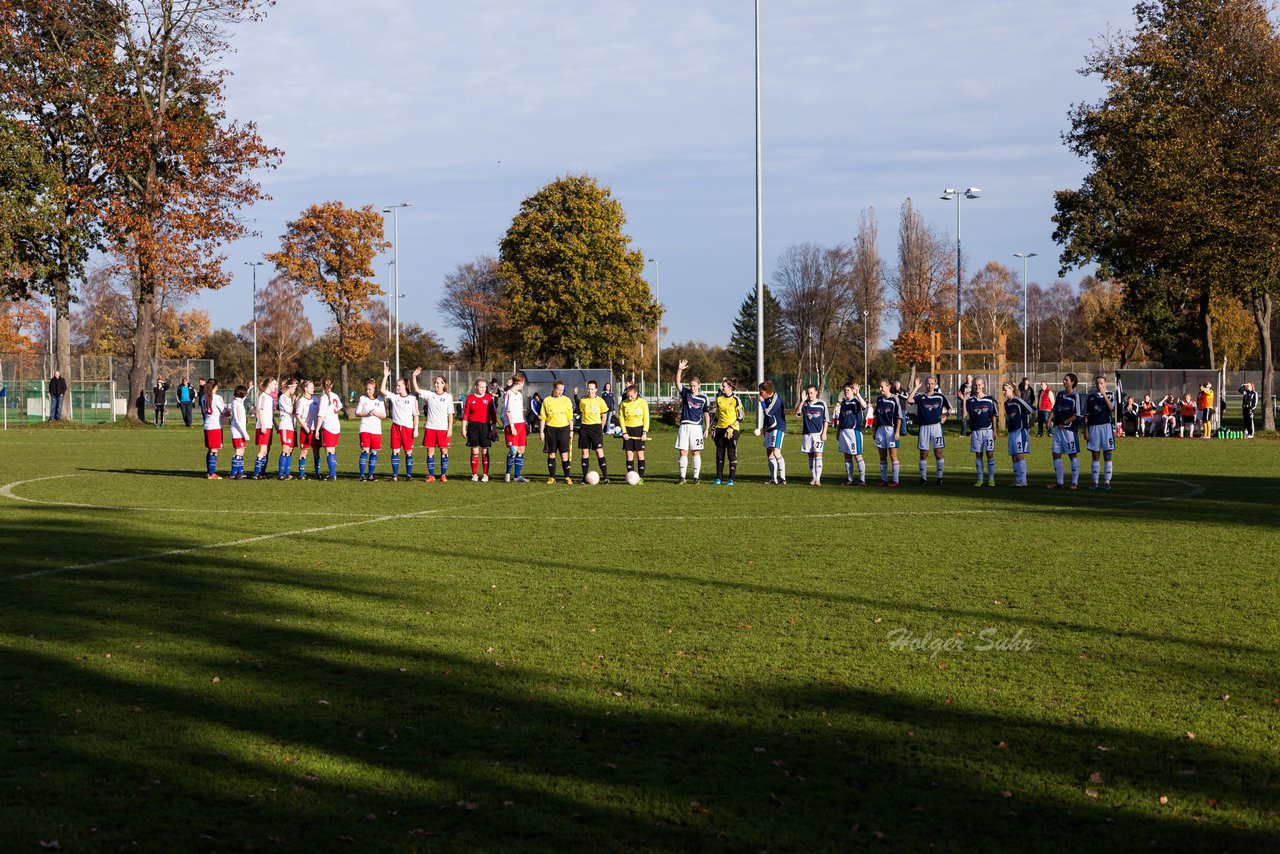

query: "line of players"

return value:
[665, 365, 1116, 490]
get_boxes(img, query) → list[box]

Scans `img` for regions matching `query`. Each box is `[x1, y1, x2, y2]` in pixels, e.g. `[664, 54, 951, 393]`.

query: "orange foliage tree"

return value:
[241, 275, 313, 380]
[267, 202, 389, 397]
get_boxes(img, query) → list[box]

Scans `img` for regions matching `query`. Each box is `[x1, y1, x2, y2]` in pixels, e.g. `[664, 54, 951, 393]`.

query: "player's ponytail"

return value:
[204, 380, 219, 414]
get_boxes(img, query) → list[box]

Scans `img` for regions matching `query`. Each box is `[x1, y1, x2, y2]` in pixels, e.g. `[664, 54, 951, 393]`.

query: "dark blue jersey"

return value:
[911, 391, 951, 426]
[965, 395, 997, 431]
[759, 394, 786, 432]
[1085, 391, 1114, 426]
[679, 386, 709, 425]
[1004, 396, 1034, 432]
[799, 399, 828, 434]
[836, 397, 865, 430]
[873, 395, 902, 430]
[1052, 390, 1084, 428]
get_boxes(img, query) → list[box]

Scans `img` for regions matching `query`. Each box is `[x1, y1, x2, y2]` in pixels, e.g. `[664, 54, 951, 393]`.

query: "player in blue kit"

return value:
[872, 379, 903, 487]
[1001, 381, 1034, 487]
[834, 382, 868, 486]
[757, 380, 787, 484]
[1049, 373, 1085, 489]
[795, 385, 829, 486]
[964, 377, 998, 487]
[909, 375, 952, 485]
[673, 359, 711, 484]
[1085, 375, 1116, 490]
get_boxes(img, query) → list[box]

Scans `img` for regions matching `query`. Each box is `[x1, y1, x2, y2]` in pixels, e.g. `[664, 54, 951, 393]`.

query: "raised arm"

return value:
[410, 367, 423, 395]
[380, 364, 392, 398]
[674, 359, 687, 391]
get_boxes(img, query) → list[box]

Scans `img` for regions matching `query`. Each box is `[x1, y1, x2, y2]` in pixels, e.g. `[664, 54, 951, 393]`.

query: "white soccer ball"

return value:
[625, 470, 641, 486]
[753, 428, 762, 437]
[584, 470, 600, 485]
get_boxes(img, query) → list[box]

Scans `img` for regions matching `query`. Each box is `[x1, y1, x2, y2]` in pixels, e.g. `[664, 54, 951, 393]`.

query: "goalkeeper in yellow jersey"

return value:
[712, 379, 745, 485]
[617, 384, 649, 479]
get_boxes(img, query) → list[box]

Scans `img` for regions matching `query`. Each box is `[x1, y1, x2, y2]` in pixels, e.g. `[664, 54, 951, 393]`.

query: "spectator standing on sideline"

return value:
[196, 378, 208, 412]
[527, 392, 542, 432]
[48, 370, 67, 421]
[152, 376, 170, 427]
[956, 375, 971, 436]
[1239, 382, 1258, 438]
[176, 379, 195, 427]
[1196, 382, 1215, 438]
[1036, 382, 1053, 437]
[601, 382, 617, 434]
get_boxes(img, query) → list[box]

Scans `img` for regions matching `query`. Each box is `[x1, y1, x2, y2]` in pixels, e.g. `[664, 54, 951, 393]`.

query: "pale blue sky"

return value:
[204, 0, 1122, 350]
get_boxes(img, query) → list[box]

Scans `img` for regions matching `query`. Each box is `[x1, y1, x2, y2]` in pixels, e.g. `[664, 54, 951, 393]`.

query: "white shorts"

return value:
[969, 428, 995, 454]
[763, 429, 784, 450]
[1051, 426, 1080, 455]
[917, 423, 944, 451]
[675, 423, 705, 451]
[800, 434, 825, 454]
[1086, 423, 1115, 453]
[873, 426, 898, 450]
[1007, 428, 1030, 457]
[837, 428, 863, 456]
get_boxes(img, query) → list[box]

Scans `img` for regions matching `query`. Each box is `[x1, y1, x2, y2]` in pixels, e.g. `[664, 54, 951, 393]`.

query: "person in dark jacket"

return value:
[47, 370, 67, 421]
[601, 382, 617, 434]
[152, 376, 170, 427]
[175, 379, 195, 427]
[1239, 382, 1258, 438]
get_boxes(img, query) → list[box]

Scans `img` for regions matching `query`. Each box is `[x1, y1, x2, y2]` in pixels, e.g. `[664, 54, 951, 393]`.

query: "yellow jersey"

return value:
[579, 395, 609, 426]
[540, 394, 573, 428]
[713, 393, 745, 429]
[618, 397, 649, 432]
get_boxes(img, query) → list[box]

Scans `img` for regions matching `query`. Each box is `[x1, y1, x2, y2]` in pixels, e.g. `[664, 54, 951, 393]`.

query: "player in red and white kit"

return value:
[201, 379, 229, 479]
[294, 380, 318, 480]
[502, 373, 529, 482]
[275, 378, 297, 480]
[250, 376, 278, 479]
[229, 385, 250, 479]
[381, 366, 419, 481]
[316, 377, 343, 480]
[462, 378, 496, 482]
[411, 367, 454, 482]
[354, 379, 387, 481]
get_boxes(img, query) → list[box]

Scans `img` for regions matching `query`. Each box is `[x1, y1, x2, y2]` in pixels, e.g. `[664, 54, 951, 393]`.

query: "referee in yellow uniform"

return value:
[577, 380, 611, 483]
[712, 379, 745, 485]
[539, 381, 575, 483]
[617, 383, 650, 479]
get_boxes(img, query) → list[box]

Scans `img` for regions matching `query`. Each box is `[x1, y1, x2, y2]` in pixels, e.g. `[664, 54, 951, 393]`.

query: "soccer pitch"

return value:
[2, 425, 1278, 850]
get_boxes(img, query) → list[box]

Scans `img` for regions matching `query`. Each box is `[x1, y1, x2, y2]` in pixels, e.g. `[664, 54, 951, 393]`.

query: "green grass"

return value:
[1, 422, 1278, 851]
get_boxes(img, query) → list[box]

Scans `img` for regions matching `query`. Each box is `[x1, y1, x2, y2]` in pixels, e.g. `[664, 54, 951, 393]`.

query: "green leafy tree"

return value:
[201, 328, 253, 386]
[499, 174, 660, 368]
[1054, 0, 1280, 428]
[726, 284, 785, 385]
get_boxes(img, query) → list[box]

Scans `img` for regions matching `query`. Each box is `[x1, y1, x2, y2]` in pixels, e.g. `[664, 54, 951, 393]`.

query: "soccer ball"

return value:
[753, 428, 762, 437]
[584, 470, 600, 485]
[625, 470, 641, 486]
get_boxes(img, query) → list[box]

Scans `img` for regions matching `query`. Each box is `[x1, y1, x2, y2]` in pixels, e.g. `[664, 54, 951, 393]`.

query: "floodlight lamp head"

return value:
[965, 188, 981, 198]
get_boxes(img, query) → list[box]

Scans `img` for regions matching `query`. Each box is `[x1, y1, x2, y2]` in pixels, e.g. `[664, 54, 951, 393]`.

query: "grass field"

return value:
[1, 421, 1278, 851]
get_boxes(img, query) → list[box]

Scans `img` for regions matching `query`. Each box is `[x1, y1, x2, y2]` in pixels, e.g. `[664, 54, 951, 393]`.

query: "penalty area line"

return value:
[6, 508, 441, 582]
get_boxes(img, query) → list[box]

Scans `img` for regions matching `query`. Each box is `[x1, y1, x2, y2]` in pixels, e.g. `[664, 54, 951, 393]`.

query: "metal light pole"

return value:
[754, 0, 765, 388]
[386, 260, 396, 345]
[244, 261, 265, 385]
[1013, 251, 1038, 379]
[382, 203, 411, 382]
[648, 258, 660, 396]
[940, 188, 980, 379]
[862, 309, 869, 390]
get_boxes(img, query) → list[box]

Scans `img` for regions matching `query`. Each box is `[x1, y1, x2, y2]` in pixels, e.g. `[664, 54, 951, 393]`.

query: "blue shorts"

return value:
[763, 429, 785, 450]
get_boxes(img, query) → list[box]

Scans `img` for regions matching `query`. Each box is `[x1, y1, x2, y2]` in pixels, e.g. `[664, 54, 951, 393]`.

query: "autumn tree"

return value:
[0, 297, 47, 357]
[1055, 0, 1280, 429]
[267, 201, 388, 397]
[773, 242, 854, 395]
[0, 0, 117, 377]
[240, 275, 312, 380]
[726, 285, 785, 385]
[438, 255, 504, 369]
[499, 175, 660, 368]
[889, 198, 955, 379]
[1077, 275, 1146, 366]
[963, 261, 1020, 351]
[71, 263, 133, 356]
[850, 207, 885, 360]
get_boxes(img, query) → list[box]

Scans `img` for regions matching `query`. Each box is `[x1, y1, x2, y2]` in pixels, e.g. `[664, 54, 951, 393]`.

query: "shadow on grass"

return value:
[1, 513, 1277, 851]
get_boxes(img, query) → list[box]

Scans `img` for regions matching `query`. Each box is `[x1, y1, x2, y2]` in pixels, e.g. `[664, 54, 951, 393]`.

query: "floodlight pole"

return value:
[244, 261, 264, 386]
[383, 203, 411, 382]
[648, 258, 660, 397]
[862, 309, 869, 389]
[1014, 251, 1038, 379]
[754, 0, 765, 388]
[386, 260, 396, 344]
[941, 187, 980, 381]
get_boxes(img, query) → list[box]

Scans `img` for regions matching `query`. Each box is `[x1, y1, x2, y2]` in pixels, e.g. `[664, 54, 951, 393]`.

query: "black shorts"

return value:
[623, 425, 645, 452]
[714, 426, 738, 449]
[466, 421, 492, 448]
[543, 425, 571, 455]
[578, 424, 603, 450]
